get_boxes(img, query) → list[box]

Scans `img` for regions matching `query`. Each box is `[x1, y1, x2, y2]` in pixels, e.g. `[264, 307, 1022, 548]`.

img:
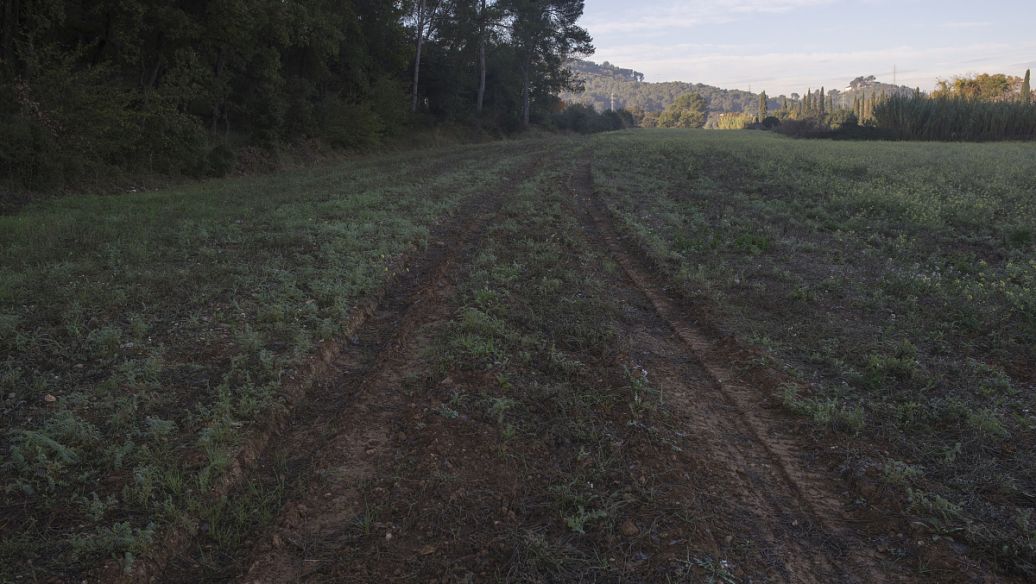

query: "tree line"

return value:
[733, 69, 1036, 141]
[0, 1, 594, 191]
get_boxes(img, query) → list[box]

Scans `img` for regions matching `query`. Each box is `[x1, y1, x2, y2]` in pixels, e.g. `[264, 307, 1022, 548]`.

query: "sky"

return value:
[580, 0, 1036, 95]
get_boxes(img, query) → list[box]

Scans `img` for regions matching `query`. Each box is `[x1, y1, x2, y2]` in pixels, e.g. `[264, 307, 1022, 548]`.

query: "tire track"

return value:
[570, 160, 903, 583]
[157, 148, 556, 584]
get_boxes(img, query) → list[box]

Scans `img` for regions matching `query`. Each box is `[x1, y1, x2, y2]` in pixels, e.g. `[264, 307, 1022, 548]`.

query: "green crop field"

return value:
[2, 130, 1034, 582]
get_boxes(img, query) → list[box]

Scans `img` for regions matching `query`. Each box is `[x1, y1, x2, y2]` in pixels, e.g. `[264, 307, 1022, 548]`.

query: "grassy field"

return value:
[0, 139, 555, 578]
[3, 129, 1034, 581]
[592, 129, 1036, 574]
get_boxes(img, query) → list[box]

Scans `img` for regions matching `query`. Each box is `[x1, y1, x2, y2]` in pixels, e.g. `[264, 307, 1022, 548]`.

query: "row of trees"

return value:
[871, 93, 1036, 141]
[743, 69, 1036, 141]
[0, 1, 594, 191]
[932, 71, 1033, 103]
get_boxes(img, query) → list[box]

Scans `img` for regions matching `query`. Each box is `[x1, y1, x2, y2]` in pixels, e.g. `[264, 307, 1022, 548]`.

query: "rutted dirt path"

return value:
[234, 195, 493, 582]
[569, 161, 906, 583]
[158, 147, 555, 582]
[156, 151, 948, 583]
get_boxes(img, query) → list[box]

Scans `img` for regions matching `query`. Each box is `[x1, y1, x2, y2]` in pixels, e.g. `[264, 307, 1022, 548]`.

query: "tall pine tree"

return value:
[1023, 69, 1032, 105]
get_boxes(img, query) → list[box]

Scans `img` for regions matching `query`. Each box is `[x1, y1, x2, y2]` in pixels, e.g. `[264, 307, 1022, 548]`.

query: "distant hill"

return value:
[561, 60, 766, 114]
[827, 76, 916, 108]
[561, 60, 915, 115]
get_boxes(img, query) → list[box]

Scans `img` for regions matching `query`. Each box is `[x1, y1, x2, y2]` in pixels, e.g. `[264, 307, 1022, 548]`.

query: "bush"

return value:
[828, 109, 858, 129]
[318, 97, 386, 150]
[551, 105, 633, 134]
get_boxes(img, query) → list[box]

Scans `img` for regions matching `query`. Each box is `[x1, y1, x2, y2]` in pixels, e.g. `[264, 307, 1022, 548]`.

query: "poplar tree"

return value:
[758, 91, 768, 121]
[1023, 69, 1032, 105]
[819, 87, 825, 115]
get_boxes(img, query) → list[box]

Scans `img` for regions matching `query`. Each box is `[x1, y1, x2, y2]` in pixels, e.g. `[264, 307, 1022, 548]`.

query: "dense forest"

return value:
[0, 0, 600, 192]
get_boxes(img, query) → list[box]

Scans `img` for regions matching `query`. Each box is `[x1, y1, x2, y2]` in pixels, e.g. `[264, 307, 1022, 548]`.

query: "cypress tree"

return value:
[1023, 69, 1031, 105]
[819, 87, 826, 115]
[758, 91, 768, 121]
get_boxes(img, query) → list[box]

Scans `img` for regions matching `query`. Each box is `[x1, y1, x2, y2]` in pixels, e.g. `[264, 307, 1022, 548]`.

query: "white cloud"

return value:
[585, 0, 836, 34]
[591, 41, 1036, 94]
[940, 21, 992, 29]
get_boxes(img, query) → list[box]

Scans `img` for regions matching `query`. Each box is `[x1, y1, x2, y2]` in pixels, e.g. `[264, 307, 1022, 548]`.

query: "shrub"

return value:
[551, 105, 633, 134]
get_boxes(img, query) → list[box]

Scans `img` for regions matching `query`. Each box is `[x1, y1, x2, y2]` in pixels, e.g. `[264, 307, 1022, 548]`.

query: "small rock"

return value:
[620, 519, 639, 537]
[724, 535, 733, 545]
[418, 544, 436, 556]
[43, 394, 57, 404]
[385, 532, 393, 541]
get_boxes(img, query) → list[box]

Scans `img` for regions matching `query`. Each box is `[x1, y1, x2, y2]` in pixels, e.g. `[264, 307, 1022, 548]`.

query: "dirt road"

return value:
[155, 153, 975, 583]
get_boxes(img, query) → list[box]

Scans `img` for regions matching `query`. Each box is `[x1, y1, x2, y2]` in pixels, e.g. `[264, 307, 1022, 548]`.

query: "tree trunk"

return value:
[1, 0, 17, 75]
[477, 42, 486, 115]
[411, 0, 427, 114]
[476, 0, 487, 115]
[211, 46, 226, 133]
[143, 32, 165, 90]
[521, 63, 530, 127]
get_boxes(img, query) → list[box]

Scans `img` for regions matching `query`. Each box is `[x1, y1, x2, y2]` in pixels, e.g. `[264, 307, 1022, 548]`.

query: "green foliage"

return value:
[657, 94, 708, 129]
[0, 0, 591, 191]
[932, 73, 1025, 101]
[873, 94, 1036, 141]
[551, 105, 634, 133]
[561, 59, 767, 116]
[715, 113, 755, 130]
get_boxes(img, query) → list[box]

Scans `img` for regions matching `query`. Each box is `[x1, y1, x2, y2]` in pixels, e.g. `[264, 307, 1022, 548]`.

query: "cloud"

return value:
[590, 41, 1036, 94]
[585, 0, 836, 34]
[940, 21, 992, 30]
